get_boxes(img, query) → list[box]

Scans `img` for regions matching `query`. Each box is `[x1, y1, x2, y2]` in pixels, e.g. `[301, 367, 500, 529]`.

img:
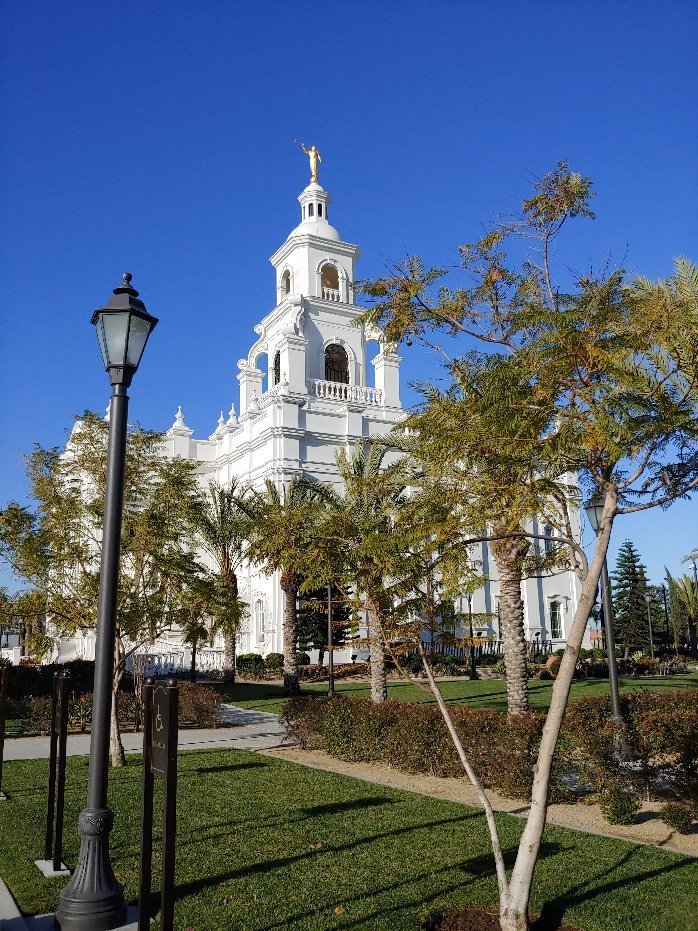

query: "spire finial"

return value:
[295, 141, 322, 183]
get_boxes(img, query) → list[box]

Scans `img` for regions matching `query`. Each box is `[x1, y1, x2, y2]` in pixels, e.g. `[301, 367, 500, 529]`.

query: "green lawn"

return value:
[0, 749, 696, 930]
[215, 672, 698, 715]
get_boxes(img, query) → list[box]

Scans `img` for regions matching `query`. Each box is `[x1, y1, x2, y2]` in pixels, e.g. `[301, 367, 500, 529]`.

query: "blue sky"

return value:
[1, 0, 696, 589]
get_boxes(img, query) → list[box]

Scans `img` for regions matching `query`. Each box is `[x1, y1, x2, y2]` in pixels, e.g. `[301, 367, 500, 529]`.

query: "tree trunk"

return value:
[491, 530, 530, 717]
[110, 638, 126, 768]
[503, 488, 617, 928]
[318, 646, 325, 669]
[190, 639, 198, 684]
[223, 630, 236, 684]
[367, 593, 388, 703]
[223, 570, 238, 682]
[280, 570, 301, 695]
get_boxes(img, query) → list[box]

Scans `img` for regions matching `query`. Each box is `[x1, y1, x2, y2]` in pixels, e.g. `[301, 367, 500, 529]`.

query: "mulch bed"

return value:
[424, 906, 580, 930]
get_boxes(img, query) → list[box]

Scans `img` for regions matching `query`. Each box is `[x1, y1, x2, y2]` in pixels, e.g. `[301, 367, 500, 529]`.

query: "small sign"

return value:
[150, 683, 170, 779]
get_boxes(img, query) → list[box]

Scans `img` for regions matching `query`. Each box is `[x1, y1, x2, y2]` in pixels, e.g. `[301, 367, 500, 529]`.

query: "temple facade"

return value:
[47, 164, 587, 674]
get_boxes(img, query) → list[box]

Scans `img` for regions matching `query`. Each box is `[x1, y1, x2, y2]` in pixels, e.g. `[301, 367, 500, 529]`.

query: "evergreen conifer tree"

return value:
[611, 541, 652, 653]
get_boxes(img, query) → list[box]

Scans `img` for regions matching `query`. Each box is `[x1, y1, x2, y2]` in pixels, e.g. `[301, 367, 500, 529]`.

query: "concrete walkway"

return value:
[2, 705, 286, 761]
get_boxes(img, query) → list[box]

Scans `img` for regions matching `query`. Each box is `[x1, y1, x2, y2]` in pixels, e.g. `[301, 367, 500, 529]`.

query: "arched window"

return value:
[308, 203, 314, 217]
[325, 343, 349, 384]
[549, 600, 562, 639]
[281, 270, 291, 295]
[273, 351, 281, 386]
[255, 599, 266, 640]
[321, 263, 340, 291]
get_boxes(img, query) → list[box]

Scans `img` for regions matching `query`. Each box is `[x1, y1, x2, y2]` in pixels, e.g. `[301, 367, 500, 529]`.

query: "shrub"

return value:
[431, 654, 461, 676]
[7, 660, 96, 699]
[177, 682, 222, 728]
[281, 695, 544, 797]
[117, 692, 142, 729]
[26, 695, 53, 734]
[236, 653, 265, 679]
[661, 802, 694, 834]
[265, 652, 284, 669]
[68, 692, 93, 732]
[599, 783, 640, 825]
[296, 651, 311, 665]
[399, 652, 424, 675]
[492, 658, 506, 677]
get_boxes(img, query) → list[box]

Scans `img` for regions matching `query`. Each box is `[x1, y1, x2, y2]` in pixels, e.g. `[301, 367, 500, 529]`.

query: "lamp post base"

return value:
[55, 808, 126, 931]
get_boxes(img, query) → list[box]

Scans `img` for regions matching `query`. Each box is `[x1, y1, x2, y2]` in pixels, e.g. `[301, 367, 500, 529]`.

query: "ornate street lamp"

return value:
[584, 490, 623, 725]
[56, 274, 158, 931]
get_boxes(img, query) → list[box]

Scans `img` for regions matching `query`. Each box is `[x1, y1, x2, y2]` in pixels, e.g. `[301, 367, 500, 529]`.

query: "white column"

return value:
[237, 364, 264, 414]
[372, 350, 401, 407]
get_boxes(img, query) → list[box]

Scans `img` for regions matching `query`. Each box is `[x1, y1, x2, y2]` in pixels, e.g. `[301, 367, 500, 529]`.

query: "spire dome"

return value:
[288, 182, 340, 242]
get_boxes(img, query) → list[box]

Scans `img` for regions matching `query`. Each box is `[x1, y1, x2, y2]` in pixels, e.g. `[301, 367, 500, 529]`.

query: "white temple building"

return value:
[50, 161, 586, 674]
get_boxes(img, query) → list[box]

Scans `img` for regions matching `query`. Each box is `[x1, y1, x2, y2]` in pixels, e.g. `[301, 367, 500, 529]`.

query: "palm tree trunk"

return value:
[223, 570, 238, 682]
[190, 639, 198, 684]
[491, 531, 530, 717]
[280, 571, 301, 695]
[367, 593, 387, 703]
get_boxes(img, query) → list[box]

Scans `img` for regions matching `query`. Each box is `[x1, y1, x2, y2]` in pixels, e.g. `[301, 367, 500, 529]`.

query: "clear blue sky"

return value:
[1, 1, 696, 589]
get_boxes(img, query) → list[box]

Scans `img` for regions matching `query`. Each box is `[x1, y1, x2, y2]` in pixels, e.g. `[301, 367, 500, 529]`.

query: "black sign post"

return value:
[139, 678, 179, 931]
[0, 666, 8, 801]
[35, 670, 70, 877]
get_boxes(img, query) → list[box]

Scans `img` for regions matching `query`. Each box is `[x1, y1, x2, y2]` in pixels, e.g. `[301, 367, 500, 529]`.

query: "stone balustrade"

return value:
[309, 379, 383, 405]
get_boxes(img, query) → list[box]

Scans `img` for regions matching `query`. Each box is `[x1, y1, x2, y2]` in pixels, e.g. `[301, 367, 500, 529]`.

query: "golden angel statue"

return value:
[297, 142, 322, 183]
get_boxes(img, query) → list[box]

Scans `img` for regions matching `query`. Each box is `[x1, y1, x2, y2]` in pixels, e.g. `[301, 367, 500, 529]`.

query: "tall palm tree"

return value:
[334, 441, 408, 704]
[188, 479, 251, 682]
[247, 476, 325, 695]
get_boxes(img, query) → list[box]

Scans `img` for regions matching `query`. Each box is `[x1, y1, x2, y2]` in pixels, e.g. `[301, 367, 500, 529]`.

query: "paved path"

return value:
[2, 705, 286, 761]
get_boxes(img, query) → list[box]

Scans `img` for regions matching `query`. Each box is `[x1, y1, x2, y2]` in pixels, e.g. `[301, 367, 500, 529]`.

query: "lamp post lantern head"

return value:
[584, 489, 605, 535]
[91, 273, 159, 387]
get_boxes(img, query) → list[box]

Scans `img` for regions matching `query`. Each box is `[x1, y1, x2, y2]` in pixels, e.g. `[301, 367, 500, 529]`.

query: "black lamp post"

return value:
[56, 274, 158, 931]
[584, 490, 623, 725]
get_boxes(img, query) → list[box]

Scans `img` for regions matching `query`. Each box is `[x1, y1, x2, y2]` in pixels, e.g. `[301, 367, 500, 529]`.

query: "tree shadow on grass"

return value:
[172, 809, 481, 898]
[299, 796, 395, 817]
[532, 843, 696, 930]
[193, 759, 270, 775]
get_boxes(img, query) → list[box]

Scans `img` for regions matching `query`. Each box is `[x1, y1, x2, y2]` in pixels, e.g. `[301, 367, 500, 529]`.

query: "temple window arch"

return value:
[321, 263, 340, 291]
[254, 352, 268, 393]
[281, 269, 291, 295]
[325, 343, 349, 384]
[273, 350, 281, 386]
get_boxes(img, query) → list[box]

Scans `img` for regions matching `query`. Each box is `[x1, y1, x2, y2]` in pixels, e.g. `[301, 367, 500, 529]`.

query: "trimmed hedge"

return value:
[7, 660, 97, 699]
[281, 688, 698, 802]
[26, 681, 222, 734]
[281, 696, 543, 797]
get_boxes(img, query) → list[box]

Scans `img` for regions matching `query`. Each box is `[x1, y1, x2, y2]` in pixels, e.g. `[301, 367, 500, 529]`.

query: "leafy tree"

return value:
[611, 540, 653, 654]
[246, 477, 328, 695]
[666, 570, 698, 652]
[297, 584, 352, 667]
[392, 384, 575, 714]
[187, 480, 251, 681]
[355, 164, 698, 930]
[0, 413, 201, 765]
